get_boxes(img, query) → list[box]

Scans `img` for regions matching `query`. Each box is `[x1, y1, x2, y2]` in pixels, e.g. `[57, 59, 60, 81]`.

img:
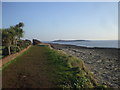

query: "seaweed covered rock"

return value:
[33, 39, 41, 45]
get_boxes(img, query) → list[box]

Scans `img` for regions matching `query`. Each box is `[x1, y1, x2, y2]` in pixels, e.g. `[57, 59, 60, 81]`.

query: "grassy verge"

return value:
[44, 46, 107, 89]
[2, 46, 32, 70]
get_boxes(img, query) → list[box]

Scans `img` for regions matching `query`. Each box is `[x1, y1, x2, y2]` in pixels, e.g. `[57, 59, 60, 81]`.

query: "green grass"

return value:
[44, 46, 107, 89]
[2, 46, 32, 70]
[2, 45, 56, 88]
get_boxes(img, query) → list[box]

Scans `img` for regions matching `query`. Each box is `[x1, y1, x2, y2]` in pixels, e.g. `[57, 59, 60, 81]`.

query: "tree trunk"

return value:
[8, 40, 11, 55]
[8, 46, 11, 55]
[16, 39, 21, 51]
[17, 46, 21, 51]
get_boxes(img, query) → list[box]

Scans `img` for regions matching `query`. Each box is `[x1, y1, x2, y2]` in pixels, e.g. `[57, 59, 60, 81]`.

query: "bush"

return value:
[2, 39, 32, 57]
[2, 47, 9, 56]
[17, 39, 31, 50]
[10, 46, 20, 54]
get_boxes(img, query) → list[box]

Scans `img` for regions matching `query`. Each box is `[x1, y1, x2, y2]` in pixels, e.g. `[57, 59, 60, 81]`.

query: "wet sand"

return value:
[50, 43, 120, 88]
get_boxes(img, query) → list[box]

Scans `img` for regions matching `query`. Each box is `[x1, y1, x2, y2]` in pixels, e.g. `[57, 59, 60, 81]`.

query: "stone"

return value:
[33, 39, 41, 45]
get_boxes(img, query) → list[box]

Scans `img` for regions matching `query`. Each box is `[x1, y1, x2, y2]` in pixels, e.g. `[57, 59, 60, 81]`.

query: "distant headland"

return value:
[53, 40, 89, 42]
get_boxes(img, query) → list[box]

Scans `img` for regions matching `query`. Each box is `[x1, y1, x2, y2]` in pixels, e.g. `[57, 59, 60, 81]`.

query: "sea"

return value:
[44, 40, 119, 48]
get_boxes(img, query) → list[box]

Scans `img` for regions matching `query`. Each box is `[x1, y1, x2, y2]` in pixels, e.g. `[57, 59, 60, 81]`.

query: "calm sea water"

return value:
[45, 40, 119, 48]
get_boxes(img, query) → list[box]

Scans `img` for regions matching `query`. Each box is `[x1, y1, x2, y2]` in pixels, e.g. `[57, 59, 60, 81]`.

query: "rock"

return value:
[96, 60, 102, 63]
[33, 39, 41, 45]
[90, 53, 92, 55]
[87, 61, 92, 64]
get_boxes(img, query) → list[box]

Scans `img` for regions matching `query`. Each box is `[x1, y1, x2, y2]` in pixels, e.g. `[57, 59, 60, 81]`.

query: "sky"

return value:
[2, 2, 118, 41]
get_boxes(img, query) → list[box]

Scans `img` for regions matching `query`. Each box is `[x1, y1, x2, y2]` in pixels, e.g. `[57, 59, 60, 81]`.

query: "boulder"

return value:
[33, 39, 41, 45]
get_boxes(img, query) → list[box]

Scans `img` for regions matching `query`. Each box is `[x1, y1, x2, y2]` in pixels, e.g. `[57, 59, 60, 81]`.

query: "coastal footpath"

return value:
[50, 44, 119, 88]
[2, 44, 105, 88]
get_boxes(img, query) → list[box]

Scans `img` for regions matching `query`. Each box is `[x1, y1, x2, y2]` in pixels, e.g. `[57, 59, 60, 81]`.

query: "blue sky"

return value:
[2, 2, 118, 41]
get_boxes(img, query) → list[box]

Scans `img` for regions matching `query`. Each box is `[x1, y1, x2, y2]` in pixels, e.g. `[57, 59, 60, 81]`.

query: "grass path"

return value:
[2, 45, 103, 89]
[2, 45, 56, 88]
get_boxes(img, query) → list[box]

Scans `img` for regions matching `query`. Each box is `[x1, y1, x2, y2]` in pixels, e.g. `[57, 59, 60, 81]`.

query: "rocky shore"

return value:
[50, 43, 119, 88]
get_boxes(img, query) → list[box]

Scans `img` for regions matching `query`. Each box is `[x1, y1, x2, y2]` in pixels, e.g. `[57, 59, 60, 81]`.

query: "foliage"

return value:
[17, 40, 31, 49]
[1, 22, 31, 57]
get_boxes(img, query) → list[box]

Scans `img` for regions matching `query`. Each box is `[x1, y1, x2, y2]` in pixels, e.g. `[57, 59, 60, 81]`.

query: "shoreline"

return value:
[50, 43, 119, 49]
[50, 43, 119, 88]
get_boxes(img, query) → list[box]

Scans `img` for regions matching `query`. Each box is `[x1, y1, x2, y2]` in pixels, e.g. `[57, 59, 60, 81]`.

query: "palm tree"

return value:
[2, 22, 25, 55]
[15, 22, 24, 39]
[15, 22, 24, 28]
[18, 22, 24, 27]
[2, 28, 14, 55]
[15, 22, 24, 50]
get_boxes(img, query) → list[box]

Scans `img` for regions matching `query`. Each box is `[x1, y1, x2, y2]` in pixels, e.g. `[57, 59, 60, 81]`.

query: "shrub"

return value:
[2, 47, 9, 56]
[2, 39, 31, 57]
[17, 39, 31, 50]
